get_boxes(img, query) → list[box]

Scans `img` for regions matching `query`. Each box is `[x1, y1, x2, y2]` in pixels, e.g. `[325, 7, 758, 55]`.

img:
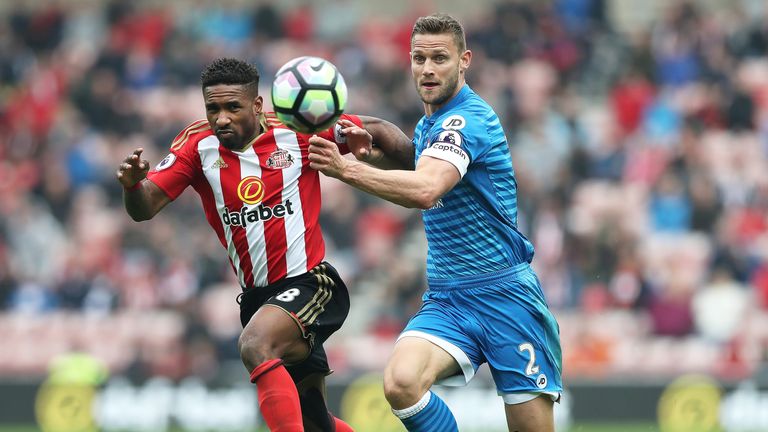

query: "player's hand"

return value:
[308, 135, 351, 178]
[337, 119, 373, 161]
[117, 148, 150, 189]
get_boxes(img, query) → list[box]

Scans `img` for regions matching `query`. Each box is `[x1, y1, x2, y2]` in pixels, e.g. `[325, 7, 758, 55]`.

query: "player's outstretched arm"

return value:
[350, 116, 415, 170]
[308, 135, 459, 209]
[116, 148, 172, 221]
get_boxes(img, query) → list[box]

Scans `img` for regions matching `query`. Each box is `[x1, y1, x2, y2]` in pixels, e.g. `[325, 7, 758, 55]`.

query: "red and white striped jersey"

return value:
[147, 112, 361, 290]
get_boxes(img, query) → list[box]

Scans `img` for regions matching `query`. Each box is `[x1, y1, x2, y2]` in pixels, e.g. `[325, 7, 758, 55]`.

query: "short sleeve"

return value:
[146, 150, 197, 200]
[420, 114, 481, 178]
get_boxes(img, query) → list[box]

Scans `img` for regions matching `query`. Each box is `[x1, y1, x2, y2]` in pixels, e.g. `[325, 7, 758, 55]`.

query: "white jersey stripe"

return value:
[274, 129, 308, 277]
[198, 136, 246, 288]
[239, 150, 269, 287]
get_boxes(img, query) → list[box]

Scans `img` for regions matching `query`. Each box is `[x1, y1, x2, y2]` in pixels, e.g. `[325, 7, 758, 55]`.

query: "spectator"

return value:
[1, 0, 768, 384]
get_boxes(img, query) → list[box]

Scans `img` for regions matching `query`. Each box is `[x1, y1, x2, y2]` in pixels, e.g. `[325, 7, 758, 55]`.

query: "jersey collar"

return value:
[234, 112, 269, 152]
[427, 84, 472, 120]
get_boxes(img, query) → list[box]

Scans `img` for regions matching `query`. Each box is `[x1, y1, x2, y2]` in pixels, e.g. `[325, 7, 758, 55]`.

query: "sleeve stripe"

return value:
[171, 119, 210, 151]
[263, 112, 285, 129]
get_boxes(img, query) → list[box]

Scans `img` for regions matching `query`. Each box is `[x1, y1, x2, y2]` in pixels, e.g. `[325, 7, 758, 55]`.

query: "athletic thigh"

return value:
[397, 297, 486, 386]
[504, 395, 554, 432]
[386, 336, 461, 391]
[239, 303, 308, 369]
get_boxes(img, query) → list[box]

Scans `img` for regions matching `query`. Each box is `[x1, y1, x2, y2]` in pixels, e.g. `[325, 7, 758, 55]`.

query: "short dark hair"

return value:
[411, 13, 466, 53]
[200, 58, 260, 94]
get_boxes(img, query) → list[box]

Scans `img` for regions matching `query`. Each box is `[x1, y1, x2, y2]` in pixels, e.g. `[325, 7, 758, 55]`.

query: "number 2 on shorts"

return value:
[518, 342, 540, 376]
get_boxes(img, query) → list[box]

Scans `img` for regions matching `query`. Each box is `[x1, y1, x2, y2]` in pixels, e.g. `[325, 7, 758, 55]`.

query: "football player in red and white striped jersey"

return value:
[117, 58, 410, 432]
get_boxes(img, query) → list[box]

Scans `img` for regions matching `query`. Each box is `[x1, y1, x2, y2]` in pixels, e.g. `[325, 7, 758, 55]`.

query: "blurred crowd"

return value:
[2, 0, 768, 384]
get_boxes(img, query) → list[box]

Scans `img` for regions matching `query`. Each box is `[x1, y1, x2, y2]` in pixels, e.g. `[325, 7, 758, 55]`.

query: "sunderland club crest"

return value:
[266, 148, 294, 169]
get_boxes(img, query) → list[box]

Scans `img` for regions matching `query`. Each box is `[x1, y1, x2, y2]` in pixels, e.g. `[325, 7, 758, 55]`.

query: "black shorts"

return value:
[237, 261, 350, 383]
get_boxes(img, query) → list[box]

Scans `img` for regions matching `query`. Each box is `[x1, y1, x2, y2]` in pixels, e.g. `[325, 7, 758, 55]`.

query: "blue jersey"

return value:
[414, 85, 534, 280]
[404, 85, 562, 401]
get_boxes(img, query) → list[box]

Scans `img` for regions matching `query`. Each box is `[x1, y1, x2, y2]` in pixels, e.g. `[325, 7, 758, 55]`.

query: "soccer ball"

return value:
[271, 56, 348, 134]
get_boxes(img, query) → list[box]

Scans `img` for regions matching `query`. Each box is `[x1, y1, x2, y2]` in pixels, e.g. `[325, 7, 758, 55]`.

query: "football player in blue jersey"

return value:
[308, 13, 563, 432]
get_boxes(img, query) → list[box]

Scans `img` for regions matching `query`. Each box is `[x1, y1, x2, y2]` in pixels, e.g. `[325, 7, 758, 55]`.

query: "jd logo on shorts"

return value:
[536, 374, 548, 389]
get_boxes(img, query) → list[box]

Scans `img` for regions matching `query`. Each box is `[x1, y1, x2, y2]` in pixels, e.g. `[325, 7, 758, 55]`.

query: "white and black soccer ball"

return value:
[271, 56, 348, 134]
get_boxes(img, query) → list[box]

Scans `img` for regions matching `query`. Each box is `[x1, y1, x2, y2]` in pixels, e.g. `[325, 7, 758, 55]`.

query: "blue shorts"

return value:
[399, 263, 563, 404]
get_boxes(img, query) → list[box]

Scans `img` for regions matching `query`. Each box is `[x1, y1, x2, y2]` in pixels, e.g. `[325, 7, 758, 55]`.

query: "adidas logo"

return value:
[212, 157, 228, 169]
